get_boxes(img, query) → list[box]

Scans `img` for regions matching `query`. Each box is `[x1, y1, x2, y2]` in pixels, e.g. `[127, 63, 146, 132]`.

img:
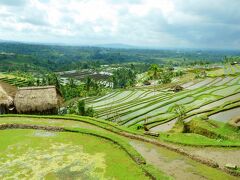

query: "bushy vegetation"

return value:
[1, 42, 240, 72]
[161, 118, 240, 146]
[112, 67, 136, 88]
[68, 100, 94, 117]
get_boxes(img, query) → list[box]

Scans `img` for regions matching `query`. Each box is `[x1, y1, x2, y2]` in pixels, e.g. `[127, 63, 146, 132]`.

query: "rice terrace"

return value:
[1, 0, 240, 179]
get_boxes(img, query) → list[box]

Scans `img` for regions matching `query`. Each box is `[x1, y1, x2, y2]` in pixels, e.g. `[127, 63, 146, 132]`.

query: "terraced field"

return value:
[0, 115, 238, 179]
[224, 64, 240, 75]
[87, 75, 240, 132]
[1, 66, 239, 179]
[0, 74, 30, 87]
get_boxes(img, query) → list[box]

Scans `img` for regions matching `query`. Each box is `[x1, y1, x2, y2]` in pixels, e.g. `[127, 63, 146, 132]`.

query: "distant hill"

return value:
[94, 43, 138, 49]
[0, 41, 240, 72]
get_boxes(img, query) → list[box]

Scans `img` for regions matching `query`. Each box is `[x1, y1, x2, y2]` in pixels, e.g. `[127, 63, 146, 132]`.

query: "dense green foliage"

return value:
[161, 118, 240, 146]
[112, 67, 136, 88]
[1, 42, 240, 72]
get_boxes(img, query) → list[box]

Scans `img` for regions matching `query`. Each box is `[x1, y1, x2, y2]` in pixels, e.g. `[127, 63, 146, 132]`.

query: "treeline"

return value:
[1, 42, 239, 72]
[223, 56, 240, 63]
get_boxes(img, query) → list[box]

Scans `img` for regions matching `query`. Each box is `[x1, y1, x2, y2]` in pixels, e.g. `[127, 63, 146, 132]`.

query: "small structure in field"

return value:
[14, 86, 63, 115]
[0, 81, 16, 114]
[230, 62, 238, 65]
[143, 80, 151, 86]
[172, 85, 184, 92]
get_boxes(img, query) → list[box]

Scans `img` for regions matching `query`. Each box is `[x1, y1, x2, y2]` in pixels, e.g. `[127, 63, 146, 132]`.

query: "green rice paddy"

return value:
[0, 115, 238, 179]
[1, 65, 240, 179]
[0, 129, 149, 179]
[87, 74, 240, 131]
[0, 76, 29, 87]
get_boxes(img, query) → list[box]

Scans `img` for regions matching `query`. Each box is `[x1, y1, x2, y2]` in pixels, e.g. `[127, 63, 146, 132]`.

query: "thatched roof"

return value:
[14, 86, 63, 113]
[172, 85, 184, 92]
[0, 81, 17, 97]
[0, 82, 15, 106]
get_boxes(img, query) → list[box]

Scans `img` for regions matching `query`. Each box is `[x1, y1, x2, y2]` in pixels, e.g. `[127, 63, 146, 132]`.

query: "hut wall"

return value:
[18, 108, 58, 115]
[0, 104, 7, 114]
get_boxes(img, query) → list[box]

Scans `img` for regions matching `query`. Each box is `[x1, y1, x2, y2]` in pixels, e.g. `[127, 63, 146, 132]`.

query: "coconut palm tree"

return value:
[85, 76, 93, 91]
[171, 104, 186, 122]
[148, 64, 161, 80]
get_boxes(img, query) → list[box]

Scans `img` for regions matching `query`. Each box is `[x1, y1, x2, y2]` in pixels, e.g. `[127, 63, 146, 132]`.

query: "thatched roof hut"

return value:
[143, 80, 151, 86]
[172, 85, 184, 92]
[14, 86, 63, 114]
[0, 81, 16, 114]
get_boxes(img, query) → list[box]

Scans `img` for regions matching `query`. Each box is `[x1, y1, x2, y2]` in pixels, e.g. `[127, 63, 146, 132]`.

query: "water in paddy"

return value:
[190, 93, 240, 114]
[91, 91, 117, 102]
[187, 78, 213, 90]
[0, 129, 147, 179]
[209, 107, 240, 122]
[92, 91, 132, 107]
[212, 85, 240, 96]
[151, 118, 177, 132]
[0, 117, 105, 132]
[206, 77, 222, 87]
[214, 77, 234, 86]
[182, 81, 194, 88]
[227, 76, 240, 85]
[120, 93, 190, 122]
[130, 140, 235, 180]
[183, 113, 206, 123]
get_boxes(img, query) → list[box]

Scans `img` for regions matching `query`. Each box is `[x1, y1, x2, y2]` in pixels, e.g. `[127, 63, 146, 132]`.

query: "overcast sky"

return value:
[0, 0, 239, 49]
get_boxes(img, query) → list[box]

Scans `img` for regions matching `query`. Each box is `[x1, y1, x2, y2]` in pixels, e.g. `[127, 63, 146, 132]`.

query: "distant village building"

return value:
[230, 61, 238, 65]
[14, 86, 63, 115]
[0, 81, 16, 114]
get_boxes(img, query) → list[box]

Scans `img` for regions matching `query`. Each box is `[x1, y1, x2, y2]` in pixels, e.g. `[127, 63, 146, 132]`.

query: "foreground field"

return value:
[0, 115, 239, 179]
[0, 129, 148, 179]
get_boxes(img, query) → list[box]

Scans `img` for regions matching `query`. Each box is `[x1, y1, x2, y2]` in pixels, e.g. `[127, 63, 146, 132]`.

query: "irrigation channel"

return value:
[0, 116, 239, 179]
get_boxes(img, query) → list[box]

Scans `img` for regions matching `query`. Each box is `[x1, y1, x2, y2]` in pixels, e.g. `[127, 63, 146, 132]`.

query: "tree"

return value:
[85, 76, 93, 91]
[171, 104, 186, 122]
[77, 100, 85, 116]
[43, 73, 62, 90]
[69, 78, 76, 88]
[148, 64, 161, 80]
[76, 100, 94, 117]
[159, 71, 173, 84]
[112, 68, 136, 88]
[86, 107, 94, 117]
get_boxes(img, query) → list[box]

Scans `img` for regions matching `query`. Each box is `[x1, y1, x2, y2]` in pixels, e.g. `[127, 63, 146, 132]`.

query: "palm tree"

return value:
[53, 74, 61, 90]
[148, 64, 161, 80]
[45, 73, 62, 90]
[171, 104, 186, 122]
[85, 76, 93, 91]
[77, 100, 85, 116]
[69, 78, 76, 88]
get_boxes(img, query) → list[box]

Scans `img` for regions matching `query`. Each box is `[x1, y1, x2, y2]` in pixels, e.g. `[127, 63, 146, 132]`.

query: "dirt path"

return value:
[130, 140, 208, 179]
[177, 146, 240, 169]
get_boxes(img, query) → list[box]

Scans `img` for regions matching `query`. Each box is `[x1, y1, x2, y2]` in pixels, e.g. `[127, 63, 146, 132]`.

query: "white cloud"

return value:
[0, 0, 239, 49]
